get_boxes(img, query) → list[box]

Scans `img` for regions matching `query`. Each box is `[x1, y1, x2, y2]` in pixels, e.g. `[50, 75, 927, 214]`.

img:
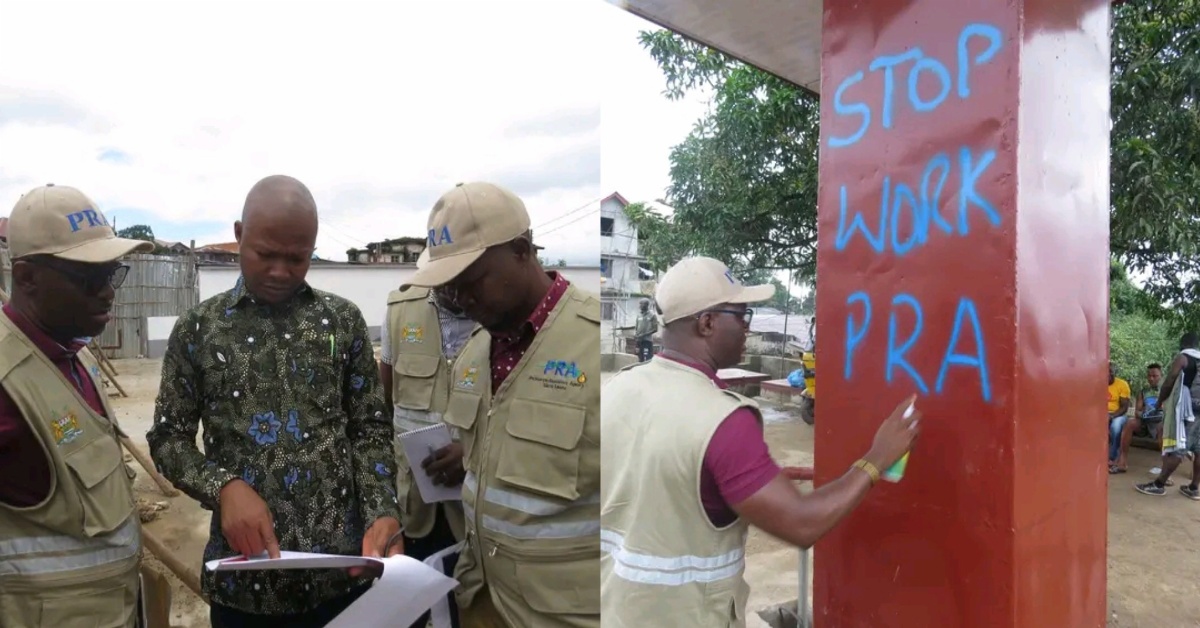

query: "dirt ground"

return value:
[112, 361, 1200, 627]
[597, 371, 1200, 628]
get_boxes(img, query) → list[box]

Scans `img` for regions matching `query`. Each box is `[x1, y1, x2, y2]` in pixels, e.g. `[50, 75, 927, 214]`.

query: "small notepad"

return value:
[399, 423, 463, 503]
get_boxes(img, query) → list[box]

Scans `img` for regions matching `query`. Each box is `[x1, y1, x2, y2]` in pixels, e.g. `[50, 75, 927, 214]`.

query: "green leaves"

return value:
[637, 30, 820, 280]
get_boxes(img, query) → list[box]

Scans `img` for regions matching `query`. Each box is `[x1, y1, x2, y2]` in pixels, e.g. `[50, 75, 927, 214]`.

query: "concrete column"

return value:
[814, 1, 1111, 625]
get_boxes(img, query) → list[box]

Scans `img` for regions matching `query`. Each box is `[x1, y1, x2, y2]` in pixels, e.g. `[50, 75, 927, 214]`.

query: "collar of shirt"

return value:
[2, 303, 88, 360]
[425, 291, 472, 322]
[227, 275, 315, 310]
[492, 271, 570, 346]
[658, 352, 727, 389]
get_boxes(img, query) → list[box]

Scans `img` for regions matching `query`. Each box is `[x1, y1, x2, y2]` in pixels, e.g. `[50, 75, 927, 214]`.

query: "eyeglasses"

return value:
[699, 308, 753, 326]
[22, 257, 130, 293]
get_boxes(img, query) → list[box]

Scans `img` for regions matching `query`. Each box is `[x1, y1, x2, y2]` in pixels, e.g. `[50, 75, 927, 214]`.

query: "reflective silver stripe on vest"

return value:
[463, 472, 600, 539]
[0, 516, 140, 577]
[601, 528, 744, 586]
[393, 408, 442, 434]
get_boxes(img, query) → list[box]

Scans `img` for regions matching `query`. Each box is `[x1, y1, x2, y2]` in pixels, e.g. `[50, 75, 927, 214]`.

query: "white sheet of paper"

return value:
[325, 554, 459, 628]
[204, 550, 381, 572]
[399, 423, 463, 503]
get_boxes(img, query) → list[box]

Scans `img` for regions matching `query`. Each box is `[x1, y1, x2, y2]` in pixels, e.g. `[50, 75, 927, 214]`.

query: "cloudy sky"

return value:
[0, 0, 625, 264]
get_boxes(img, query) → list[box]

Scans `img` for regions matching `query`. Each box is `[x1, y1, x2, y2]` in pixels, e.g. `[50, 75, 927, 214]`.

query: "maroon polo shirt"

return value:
[0, 304, 107, 507]
[489, 272, 570, 393]
[659, 353, 781, 527]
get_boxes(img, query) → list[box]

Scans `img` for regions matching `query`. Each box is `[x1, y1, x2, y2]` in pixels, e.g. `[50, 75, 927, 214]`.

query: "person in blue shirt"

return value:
[1112, 362, 1164, 473]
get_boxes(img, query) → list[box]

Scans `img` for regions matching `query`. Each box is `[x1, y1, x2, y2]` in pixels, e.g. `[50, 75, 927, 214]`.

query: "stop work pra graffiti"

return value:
[826, 22, 1003, 404]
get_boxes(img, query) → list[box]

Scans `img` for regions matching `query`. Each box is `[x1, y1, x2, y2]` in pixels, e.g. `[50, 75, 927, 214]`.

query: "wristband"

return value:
[852, 459, 880, 485]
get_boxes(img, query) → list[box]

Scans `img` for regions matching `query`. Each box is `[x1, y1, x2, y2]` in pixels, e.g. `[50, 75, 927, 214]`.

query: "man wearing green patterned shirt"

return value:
[147, 175, 401, 627]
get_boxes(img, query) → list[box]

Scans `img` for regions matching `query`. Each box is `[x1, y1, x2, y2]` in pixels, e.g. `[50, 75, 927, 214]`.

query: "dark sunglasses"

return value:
[22, 257, 129, 293]
[699, 308, 753, 326]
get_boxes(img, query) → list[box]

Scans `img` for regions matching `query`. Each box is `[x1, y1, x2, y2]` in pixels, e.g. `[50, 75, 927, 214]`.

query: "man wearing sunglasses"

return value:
[402, 181, 600, 628]
[0, 184, 156, 627]
[379, 281, 475, 628]
[600, 256, 921, 626]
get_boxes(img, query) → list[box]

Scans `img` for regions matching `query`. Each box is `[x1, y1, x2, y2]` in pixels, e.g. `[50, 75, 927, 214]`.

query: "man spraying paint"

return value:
[600, 256, 920, 627]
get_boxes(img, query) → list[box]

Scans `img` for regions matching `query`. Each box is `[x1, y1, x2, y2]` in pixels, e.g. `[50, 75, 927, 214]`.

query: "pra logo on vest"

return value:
[402, 324, 424, 343]
[529, 360, 588, 391]
[457, 366, 479, 389]
[51, 412, 83, 445]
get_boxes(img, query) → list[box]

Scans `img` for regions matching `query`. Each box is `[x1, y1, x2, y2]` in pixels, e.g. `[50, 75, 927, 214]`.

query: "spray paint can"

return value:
[882, 403, 915, 483]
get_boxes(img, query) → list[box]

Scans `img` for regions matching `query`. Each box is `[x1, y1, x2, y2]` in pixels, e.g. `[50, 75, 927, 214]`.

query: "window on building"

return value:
[390, 255, 400, 263]
[601, 301, 614, 320]
[600, 258, 612, 277]
[601, 217, 614, 236]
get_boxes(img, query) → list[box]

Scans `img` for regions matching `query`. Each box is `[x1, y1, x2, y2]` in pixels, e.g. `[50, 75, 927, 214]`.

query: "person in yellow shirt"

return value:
[1108, 361, 1132, 468]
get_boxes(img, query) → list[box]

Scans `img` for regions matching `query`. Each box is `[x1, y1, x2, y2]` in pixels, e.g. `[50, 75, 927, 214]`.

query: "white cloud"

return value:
[599, 5, 709, 210]
[0, 0, 605, 263]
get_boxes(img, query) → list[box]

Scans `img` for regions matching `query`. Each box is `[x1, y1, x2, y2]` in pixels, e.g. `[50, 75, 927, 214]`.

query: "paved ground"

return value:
[111, 362, 1200, 626]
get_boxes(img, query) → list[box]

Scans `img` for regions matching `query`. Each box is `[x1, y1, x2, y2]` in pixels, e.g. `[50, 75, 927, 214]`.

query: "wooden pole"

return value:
[96, 353, 129, 397]
[92, 341, 119, 376]
[140, 527, 205, 602]
[120, 434, 180, 497]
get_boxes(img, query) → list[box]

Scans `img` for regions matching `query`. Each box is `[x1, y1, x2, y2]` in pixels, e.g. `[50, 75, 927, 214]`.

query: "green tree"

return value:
[1110, 0, 1200, 331]
[637, 0, 1200, 309]
[1110, 260, 1177, 384]
[117, 224, 155, 242]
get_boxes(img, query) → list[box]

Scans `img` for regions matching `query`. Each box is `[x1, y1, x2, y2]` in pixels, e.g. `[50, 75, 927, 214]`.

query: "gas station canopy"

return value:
[607, 0, 823, 95]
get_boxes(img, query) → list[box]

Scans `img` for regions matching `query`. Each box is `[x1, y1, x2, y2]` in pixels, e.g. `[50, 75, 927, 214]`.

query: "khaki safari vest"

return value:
[0, 315, 142, 628]
[443, 283, 601, 628]
[601, 357, 757, 628]
[385, 287, 466, 541]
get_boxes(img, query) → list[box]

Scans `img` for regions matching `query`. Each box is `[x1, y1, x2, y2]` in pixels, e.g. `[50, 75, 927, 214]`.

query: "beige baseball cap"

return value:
[403, 181, 531, 289]
[655, 256, 775, 324]
[8, 184, 154, 263]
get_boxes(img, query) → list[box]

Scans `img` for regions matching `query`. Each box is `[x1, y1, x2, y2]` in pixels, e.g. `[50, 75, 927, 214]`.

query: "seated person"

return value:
[1112, 362, 1163, 473]
[1107, 362, 1132, 472]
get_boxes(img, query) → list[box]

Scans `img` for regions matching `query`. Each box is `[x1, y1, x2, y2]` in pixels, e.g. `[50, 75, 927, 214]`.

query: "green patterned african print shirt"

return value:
[147, 277, 398, 615]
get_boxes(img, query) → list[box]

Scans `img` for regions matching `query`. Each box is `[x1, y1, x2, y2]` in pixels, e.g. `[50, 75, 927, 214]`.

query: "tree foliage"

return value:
[638, 1, 1200, 325]
[634, 31, 820, 279]
[1110, 0, 1200, 329]
[117, 224, 155, 242]
[1111, 261, 1178, 383]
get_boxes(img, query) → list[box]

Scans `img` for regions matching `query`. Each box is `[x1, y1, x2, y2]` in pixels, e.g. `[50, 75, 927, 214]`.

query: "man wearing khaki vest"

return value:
[0, 184, 157, 627]
[403, 182, 600, 628]
[379, 283, 475, 628]
[601, 256, 921, 627]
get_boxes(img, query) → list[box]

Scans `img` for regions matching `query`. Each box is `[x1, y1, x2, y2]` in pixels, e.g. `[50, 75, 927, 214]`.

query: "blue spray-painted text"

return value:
[843, 291, 992, 402]
[828, 22, 1002, 148]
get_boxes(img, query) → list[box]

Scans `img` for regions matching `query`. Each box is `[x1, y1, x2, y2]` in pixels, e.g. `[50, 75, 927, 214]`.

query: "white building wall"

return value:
[600, 197, 637, 257]
[198, 265, 601, 339]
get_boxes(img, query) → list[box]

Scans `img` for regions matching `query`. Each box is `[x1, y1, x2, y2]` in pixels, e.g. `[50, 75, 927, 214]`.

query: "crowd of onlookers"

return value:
[1109, 333, 1200, 499]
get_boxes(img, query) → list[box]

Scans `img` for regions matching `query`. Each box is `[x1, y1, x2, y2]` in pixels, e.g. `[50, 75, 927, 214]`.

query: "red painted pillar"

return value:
[814, 1, 1111, 626]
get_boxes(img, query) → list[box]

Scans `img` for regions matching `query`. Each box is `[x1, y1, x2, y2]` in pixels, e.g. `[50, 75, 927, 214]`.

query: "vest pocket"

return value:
[394, 354, 442, 410]
[63, 435, 134, 537]
[495, 399, 587, 501]
[513, 552, 601, 616]
[444, 391, 481, 432]
[39, 582, 132, 627]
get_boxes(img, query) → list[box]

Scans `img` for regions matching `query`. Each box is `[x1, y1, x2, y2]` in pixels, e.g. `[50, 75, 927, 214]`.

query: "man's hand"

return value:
[348, 516, 402, 578]
[864, 395, 922, 471]
[218, 479, 280, 559]
[422, 443, 466, 487]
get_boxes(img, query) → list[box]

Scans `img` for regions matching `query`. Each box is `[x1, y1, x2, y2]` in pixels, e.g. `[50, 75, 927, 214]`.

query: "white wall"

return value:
[600, 197, 637, 257]
[199, 265, 601, 335]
